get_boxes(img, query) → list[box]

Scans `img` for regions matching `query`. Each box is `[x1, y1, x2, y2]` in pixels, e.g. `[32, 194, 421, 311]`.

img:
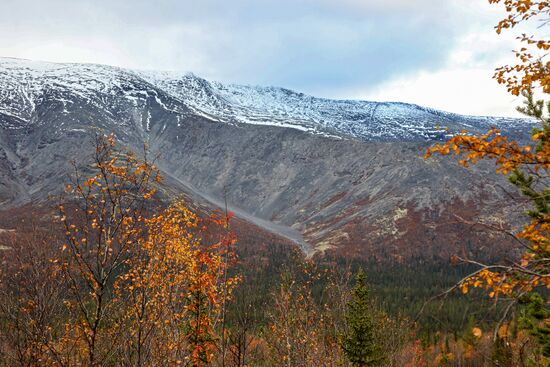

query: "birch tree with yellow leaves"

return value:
[21, 134, 238, 367]
[56, 134, 161, 366]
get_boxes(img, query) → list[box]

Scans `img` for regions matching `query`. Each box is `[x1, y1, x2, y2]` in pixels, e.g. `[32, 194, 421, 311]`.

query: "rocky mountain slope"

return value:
[0, 57, 535, 260]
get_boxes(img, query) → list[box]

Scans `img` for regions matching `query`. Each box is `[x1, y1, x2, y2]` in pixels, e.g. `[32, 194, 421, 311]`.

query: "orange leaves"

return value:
[120, 200, 239, 365]
[459, 268, 513, 297]
[489, 0, 550, 26]
[426, 120, 550, 297]
[51, 133, 166, 365]
[425, 128, 546, 174]
[488, 1, 550, 94]
[7, 134, 240, 365]
[471, 327, 483, 339]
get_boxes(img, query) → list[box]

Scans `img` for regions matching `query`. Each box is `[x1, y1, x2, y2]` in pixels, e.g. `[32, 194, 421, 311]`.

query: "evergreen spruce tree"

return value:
[519, 293, 550, 365]
[340, 269, 384, 367]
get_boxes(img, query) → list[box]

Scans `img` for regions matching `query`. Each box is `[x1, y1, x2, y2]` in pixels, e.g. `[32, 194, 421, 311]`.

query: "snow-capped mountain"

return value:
[0, 57, 533, 141]
[138, 70, 533, 141]
[0, 58, 532, 260]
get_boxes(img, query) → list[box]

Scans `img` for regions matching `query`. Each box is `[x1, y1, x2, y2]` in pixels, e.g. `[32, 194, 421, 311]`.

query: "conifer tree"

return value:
[519, 293, 550, 365]
[340, 269, 384, 367]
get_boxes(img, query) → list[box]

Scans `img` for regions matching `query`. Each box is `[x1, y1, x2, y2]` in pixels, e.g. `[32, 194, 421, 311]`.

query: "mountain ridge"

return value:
[0, 57, 532, 260]
[0, 57, 534, 141]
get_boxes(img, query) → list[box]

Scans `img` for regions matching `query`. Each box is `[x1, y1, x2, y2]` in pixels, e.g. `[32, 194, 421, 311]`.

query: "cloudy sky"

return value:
[0, 0, 528, 116]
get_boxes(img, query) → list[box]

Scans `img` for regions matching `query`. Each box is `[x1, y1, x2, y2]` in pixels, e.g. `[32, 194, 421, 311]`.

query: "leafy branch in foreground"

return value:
[425, 1, 550, 364]
[425, 0, 550, 300]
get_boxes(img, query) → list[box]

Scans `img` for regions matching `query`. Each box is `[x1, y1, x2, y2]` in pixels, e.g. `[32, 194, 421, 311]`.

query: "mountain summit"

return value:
[0, 57, 532, 141]
[0, 58, 532, 259]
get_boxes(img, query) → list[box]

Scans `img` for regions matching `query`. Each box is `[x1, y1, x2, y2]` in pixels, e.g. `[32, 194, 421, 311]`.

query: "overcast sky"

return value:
[0, 0, 529, 116]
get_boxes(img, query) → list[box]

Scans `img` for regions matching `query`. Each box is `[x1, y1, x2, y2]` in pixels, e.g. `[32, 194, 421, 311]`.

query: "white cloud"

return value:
[359, 67, 523, 117]
[351, 25, 528, 117]
[314, 0, 447, 15]
[0, 0, 534, 117]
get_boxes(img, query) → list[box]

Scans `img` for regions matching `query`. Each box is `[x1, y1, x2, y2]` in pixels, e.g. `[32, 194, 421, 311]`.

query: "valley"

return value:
[0, 57, 533, 261]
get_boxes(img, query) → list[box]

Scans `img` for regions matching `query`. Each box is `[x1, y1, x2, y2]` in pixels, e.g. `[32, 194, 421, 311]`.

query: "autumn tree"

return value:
[224, 281, 266, 367]
[426, 0, 550, 362]
[52, 133, 240, 367]
[0, 226, 66, 367]
[54, 133, 161, 366]
[426, 0, 550, 300]
[490, 0, 550, 97]
[116, 201, 238, 367]
[0, 133, 241, 367]
[267, 270, 327, 367]
[266, 255, 347, 367]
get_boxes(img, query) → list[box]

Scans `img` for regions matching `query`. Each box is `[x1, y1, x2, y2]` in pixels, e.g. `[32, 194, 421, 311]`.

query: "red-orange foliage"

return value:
[119, 202, 238, 366]
[426, 1, 550, 299]
[0, 134, 239, 366]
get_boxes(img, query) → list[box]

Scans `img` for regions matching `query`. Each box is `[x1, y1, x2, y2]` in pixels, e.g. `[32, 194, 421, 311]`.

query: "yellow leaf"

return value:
[472, 327, 482, 338]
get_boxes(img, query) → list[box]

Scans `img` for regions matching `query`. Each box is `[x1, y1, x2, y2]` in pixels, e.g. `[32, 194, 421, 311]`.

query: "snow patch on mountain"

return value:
[0, 57, 535, 141]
